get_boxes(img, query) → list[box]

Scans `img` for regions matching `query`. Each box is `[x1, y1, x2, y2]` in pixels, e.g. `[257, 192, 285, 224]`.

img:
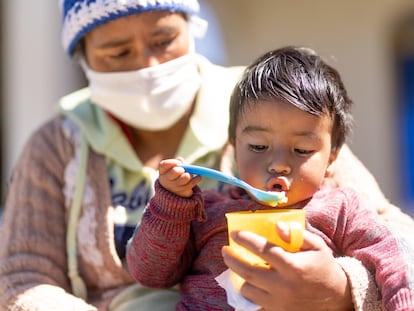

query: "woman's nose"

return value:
[139, 52, 160, 68]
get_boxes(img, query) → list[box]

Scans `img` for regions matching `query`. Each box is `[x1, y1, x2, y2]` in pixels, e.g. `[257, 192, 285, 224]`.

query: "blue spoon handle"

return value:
[181, 164, 247, 188]
[181, 164, 287, 207]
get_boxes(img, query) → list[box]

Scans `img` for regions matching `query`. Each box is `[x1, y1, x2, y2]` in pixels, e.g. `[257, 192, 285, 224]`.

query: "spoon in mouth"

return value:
[181, 164, 287, 207]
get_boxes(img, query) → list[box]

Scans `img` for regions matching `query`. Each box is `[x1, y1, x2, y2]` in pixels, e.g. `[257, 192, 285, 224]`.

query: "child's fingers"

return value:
[158, 158, 182, 174]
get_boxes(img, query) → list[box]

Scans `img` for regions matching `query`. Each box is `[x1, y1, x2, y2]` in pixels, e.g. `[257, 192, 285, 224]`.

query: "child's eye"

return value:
[248, 144, 268, 152]
[294, 148, 313, 155]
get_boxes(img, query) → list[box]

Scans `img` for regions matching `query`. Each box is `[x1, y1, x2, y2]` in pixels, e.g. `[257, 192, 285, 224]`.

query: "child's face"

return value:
[234, 100, 338, 207]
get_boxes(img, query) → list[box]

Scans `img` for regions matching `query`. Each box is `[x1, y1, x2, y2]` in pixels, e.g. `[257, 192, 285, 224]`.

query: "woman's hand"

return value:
[222, 225, 353, 311]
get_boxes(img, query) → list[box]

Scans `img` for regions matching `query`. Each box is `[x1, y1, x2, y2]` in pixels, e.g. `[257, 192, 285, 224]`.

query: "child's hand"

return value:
[158, 158, 202, 198]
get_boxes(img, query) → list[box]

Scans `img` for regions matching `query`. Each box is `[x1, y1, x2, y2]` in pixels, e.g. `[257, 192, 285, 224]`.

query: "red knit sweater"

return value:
[126, 181, 414, 311]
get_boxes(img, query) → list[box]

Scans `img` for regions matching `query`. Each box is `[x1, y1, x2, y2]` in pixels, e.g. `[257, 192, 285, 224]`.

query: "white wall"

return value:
[1, 1, 84, 195]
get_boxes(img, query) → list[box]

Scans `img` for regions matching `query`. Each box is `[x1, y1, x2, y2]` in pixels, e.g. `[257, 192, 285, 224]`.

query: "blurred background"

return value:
[1, 0, 413, 215]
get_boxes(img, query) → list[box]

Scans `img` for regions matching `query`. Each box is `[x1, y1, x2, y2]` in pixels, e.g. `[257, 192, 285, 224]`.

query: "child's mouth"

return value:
[272, 184, 283, 191]
[267, 176, 289, 192]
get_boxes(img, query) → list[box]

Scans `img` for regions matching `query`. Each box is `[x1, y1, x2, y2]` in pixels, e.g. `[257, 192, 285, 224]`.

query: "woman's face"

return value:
[83, 11, 190, 72]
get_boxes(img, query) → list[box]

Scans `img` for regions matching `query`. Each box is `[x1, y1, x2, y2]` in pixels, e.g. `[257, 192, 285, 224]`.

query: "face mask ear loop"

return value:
[78, 56, 90, 76]
[189, 15, 208, 39]
[188, 15, 208, 55]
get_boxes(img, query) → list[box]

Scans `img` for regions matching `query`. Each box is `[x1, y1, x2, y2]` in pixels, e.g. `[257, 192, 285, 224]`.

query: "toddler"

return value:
[127, 46, 414, 310]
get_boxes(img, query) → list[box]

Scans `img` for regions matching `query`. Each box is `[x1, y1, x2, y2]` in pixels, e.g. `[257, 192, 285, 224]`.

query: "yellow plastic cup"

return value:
[225, 209, 306, 266]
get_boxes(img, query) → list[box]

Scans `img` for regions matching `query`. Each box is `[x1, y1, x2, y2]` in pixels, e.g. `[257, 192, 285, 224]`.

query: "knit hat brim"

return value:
[61, 0, 200, 56]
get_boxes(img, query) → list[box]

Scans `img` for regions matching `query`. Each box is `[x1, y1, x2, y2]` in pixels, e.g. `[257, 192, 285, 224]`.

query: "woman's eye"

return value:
[152, 38, 174, 50]
[248, 144, 268, 152]
[109, 49, 131, 59]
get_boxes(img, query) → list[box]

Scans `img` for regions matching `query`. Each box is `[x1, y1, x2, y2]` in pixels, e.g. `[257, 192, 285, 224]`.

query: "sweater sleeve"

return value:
[126, 180, 205, 288]
[0, 118, 96, 311]
[337, 190, 414, 310]
[336, 257, 382, 311]
[323, 145, 414, 310]
[326, 144, 414, 239]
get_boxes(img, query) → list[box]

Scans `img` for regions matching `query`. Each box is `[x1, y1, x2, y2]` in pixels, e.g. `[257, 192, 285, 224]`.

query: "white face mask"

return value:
[80, 54, 202, 130]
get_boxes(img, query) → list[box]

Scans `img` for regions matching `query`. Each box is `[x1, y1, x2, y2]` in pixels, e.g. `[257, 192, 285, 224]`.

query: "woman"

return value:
[0, 0, 412, 310]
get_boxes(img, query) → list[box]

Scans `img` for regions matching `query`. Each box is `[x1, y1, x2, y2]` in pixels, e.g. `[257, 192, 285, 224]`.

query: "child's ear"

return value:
[229, 139, 237, 162]
[220, 141, 236, 176]
[325, 148, 340, 177]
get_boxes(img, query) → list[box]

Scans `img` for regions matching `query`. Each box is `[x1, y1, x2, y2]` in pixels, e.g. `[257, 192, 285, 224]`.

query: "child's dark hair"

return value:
[228, 46, 353, 152]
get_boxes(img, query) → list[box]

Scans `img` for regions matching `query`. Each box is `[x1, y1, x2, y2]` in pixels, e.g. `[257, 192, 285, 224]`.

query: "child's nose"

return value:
[267, 154, 291, 175]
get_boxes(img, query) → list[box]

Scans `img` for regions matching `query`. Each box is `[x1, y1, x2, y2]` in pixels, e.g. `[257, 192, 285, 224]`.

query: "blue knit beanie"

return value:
[60, 0, 200, 56]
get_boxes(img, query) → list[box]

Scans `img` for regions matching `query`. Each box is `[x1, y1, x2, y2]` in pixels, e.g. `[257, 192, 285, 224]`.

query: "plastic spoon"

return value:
[181, 164, 287, 207]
